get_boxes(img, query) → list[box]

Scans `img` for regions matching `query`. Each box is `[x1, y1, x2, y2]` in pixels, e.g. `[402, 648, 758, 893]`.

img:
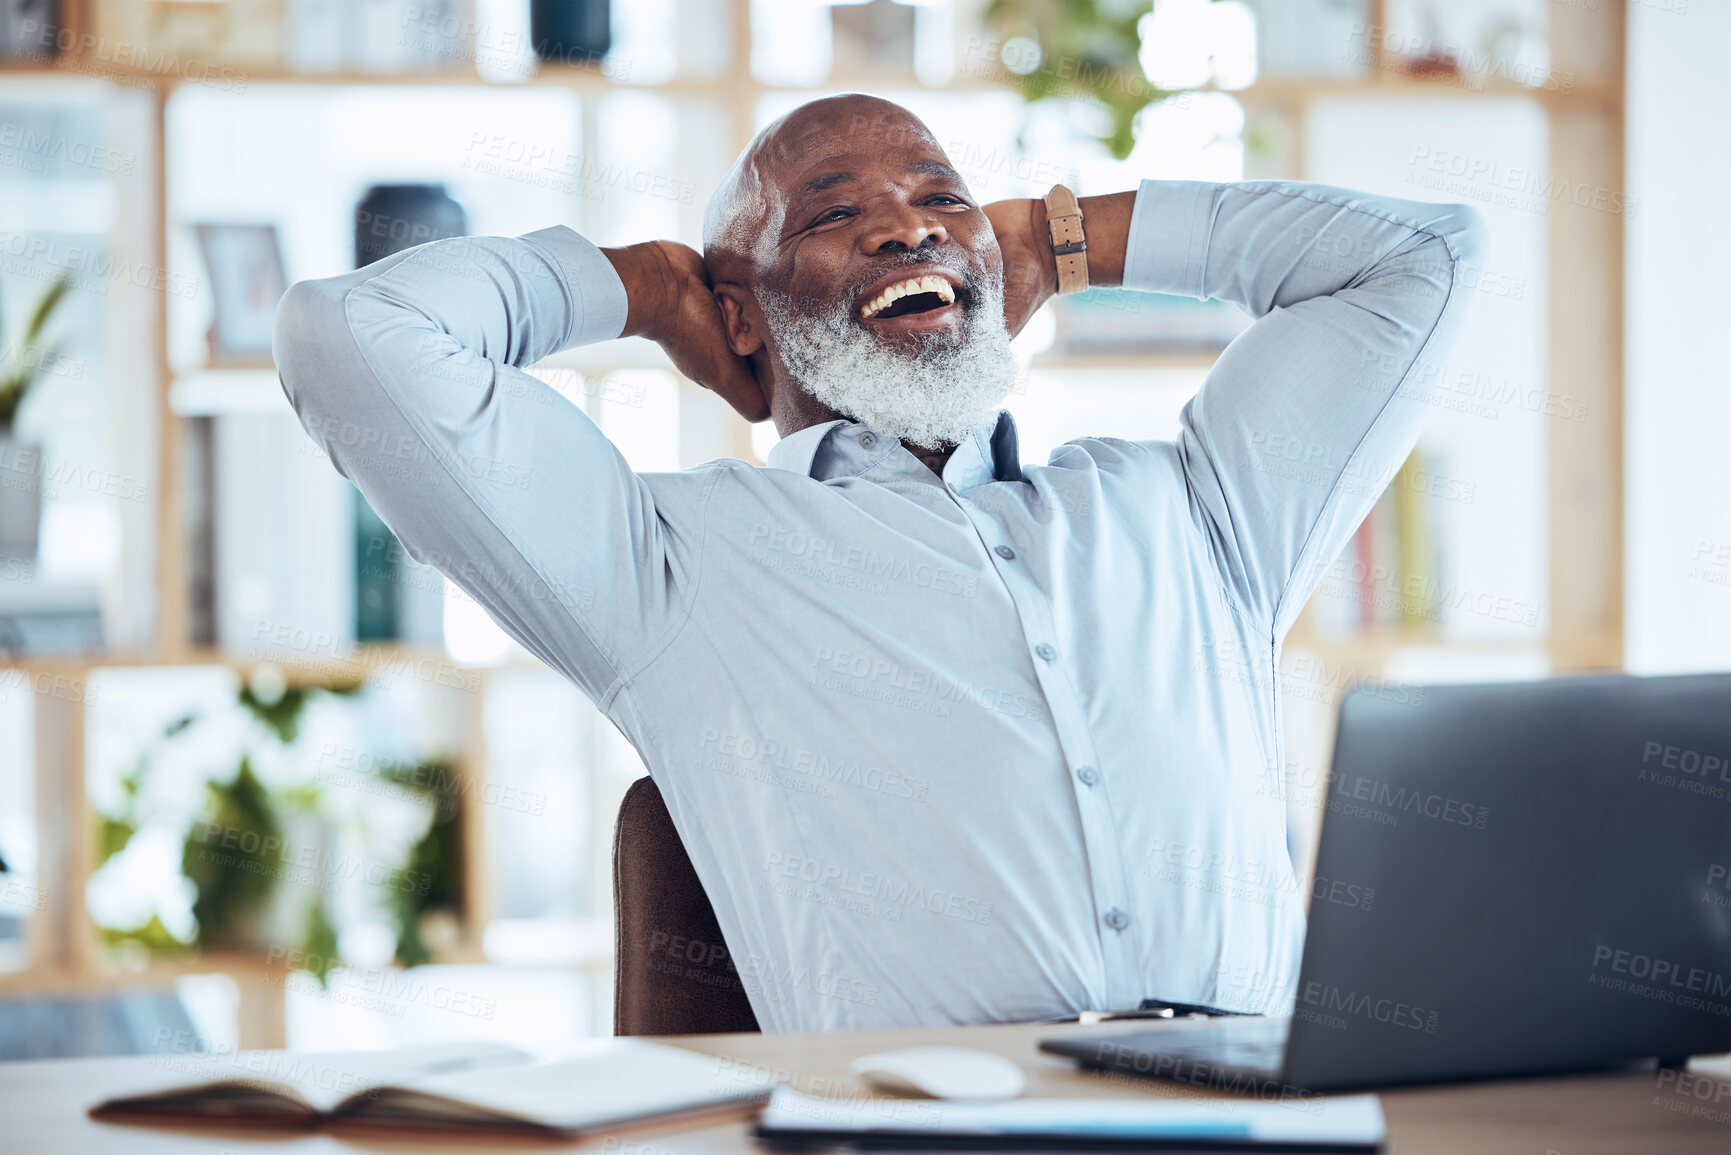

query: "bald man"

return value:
[275, 94, 1485, 1032]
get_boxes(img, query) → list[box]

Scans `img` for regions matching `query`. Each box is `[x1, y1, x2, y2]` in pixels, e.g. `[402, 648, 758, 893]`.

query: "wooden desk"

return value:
[4, 1021, 1727, 1154]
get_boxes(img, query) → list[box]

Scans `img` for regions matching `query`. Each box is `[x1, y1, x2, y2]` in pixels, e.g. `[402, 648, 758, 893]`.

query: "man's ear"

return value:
[713, 284, 765, 358]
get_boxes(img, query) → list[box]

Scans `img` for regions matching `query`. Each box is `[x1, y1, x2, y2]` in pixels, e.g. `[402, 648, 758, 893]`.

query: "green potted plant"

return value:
[94, 673, 466, 987]
[982, 0, 1179, 159]
[0, 274, 74, 561]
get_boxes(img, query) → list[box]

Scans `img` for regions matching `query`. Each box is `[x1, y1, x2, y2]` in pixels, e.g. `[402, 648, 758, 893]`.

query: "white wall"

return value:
[1625, 4, 1731, 672]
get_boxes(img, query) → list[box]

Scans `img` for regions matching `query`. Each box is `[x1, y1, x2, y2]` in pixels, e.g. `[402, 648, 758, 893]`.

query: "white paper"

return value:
[759, 1088, 1387, 1145]
[403, 1038, 771, 1130]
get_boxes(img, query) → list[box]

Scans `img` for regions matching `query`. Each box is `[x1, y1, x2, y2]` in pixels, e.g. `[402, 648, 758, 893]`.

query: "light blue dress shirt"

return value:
[274, 180, 1484, 1032]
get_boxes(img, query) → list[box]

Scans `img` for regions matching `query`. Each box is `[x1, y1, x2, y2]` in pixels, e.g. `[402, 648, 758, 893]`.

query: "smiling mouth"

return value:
[859, 275, 957, 321]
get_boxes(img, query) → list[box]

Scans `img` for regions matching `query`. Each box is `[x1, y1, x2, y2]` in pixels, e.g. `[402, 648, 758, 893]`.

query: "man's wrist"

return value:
[1028, 198, 1060, 300]
[1021, 192, 1129, 296]
[1077, 191, 1133, 289]
[602, 241, 679, 342]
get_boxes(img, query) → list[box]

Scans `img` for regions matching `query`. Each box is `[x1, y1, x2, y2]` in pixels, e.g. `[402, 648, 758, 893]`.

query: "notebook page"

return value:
[127, 1041, 532, 1114]
[396, 1039, 770, 1131]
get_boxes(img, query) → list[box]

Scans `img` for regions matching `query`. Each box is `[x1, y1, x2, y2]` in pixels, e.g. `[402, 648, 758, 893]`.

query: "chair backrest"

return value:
[612, 776, 760, 1036]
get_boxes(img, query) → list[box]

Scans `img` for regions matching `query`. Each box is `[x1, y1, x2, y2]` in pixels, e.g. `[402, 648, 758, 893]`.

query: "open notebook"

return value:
[89, 1040, 772, 1136]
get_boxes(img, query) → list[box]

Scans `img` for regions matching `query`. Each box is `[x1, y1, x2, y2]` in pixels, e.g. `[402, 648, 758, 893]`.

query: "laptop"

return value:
[1041, 672, 1731, 1092]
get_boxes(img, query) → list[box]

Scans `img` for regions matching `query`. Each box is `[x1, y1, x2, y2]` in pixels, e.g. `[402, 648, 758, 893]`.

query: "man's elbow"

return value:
[1433, 203, 1488, 273]
[271, 277, 351, 403]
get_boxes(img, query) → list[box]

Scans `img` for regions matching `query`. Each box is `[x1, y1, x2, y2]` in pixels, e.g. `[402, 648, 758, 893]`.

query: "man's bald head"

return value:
[702, 93, 944, 283]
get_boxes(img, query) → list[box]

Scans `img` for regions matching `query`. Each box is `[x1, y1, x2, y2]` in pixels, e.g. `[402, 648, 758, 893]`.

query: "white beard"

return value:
[759, 267, 1019, 451]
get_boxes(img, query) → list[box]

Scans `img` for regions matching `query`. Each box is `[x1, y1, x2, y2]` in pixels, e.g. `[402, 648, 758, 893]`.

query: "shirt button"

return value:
[1076, 765, 1099, 786]
[995, 545, 1016, 560]
[859, 432, 877, 448]
[1035, 643, 1057, 662]
[1104, 908, 1130, 932]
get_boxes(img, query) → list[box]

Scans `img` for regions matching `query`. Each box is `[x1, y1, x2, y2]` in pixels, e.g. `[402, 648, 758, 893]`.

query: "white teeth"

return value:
[859, 274, 957, 320]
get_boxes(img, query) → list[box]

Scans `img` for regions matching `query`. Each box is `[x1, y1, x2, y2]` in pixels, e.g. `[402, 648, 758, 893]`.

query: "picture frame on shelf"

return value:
[193, 223, 287, 368]
[0, 0, 58, 61]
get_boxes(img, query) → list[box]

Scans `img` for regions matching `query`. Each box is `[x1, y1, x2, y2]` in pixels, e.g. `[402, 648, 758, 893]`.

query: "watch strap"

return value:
[1043, 184, 1089, 295]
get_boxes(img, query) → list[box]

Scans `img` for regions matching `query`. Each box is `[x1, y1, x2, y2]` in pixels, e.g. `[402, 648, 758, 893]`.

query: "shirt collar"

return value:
[943, 409, 1024, 489]
[763, 410, 1023, 488]
[764, 419, 848, 477]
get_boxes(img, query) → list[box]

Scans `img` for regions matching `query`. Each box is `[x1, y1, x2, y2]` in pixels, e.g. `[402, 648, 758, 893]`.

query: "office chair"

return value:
[612, 776, 760, 1036]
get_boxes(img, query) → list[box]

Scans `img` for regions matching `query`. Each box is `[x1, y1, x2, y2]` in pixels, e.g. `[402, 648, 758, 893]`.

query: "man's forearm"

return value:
[1120, 180, 1478, 316]
[1072, 191, 1137, 289]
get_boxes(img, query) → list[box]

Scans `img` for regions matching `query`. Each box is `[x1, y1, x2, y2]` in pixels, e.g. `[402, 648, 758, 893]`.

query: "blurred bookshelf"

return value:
[0, 0, 1626, 1048]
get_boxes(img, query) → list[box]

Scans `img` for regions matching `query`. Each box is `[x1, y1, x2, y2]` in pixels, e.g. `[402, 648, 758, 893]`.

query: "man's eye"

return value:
[928, 195, 964, 206]
[816, 208, 852, 224]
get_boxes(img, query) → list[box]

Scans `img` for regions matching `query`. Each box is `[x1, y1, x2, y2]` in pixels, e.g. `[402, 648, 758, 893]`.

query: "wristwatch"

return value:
[1043, 184, 1089, 294]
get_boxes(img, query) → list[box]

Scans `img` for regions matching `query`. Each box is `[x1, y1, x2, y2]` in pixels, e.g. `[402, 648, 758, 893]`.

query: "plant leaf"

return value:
[300, 898, 340, 987]
[239, 684, 310, 744]
[96, 815, 136, 864]
[21, 276, 72, 348]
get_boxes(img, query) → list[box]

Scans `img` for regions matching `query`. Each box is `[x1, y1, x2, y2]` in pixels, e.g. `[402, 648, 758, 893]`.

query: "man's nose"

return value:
[860, 203, 948, 255]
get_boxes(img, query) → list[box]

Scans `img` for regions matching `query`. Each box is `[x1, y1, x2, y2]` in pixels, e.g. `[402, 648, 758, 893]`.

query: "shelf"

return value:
[0, 579, 101, 615]
[168, 369, 289, 416]
[481, 917, 614, 969]
[1283, 631, 1551, 666]
[1230, 75, 1620, 109]
[168, 340, 680, 417]
[0, 59, 706, 95]
[0, 59, 1621, 110]
[167, 347, 1225, 414]
[533, 336, 676, 374]
[0, 943, 500, 995]
[0, 641, 519, 678]
[1031, 350, 1223, 371]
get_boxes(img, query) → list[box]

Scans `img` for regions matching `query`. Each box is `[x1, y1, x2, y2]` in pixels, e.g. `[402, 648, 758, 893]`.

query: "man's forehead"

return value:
[785, 154, 961, 201]
[753, 105, 947, 192]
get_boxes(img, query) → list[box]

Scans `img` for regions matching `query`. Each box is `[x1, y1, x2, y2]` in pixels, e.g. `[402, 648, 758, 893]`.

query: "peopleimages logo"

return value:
[1637, 739, 1731, 802]
[810, 645, 1046, 722]
[740, 953, 879, 1008]
[697, 727, 930, 803]
[1086, 1039, 1321, 1110]
[762, 850, 994, 926]
[1327, 772, 1490, 830]
[1296, 982, 1439, 1033]
[1706, 865, 1731, 908]
[186, 822, 432, 897]
[748, 525, 978, 598]
[1590, 945, 1731, 1006]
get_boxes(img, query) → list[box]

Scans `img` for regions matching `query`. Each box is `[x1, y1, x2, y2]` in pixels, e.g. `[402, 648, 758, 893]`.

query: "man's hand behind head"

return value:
[982, 197, 1057, 339]
[604, 240, 770, 424]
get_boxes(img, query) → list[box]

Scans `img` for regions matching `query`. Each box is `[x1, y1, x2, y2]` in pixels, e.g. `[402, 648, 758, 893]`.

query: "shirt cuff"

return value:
[1121, 180, 1217, 300]
[523, 225, 631, 346]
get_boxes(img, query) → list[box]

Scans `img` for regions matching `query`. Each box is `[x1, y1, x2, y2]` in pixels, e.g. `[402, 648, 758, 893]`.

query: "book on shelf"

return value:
[1050, 290, 1251, 356]
[0, 579, 104, 657]
[1307, 447, 1445, 642]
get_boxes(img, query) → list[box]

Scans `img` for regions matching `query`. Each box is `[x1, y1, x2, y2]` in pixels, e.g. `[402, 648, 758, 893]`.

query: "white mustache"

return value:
[845, 254, 991, 323]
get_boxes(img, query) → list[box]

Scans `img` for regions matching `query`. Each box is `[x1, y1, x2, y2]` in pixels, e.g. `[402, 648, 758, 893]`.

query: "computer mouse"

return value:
[848, 1046, 1027, 1101]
